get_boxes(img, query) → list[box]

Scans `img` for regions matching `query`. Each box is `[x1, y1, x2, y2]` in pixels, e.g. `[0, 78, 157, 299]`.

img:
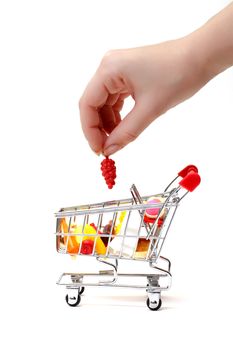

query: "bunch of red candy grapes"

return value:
[100, 157, 116, 189]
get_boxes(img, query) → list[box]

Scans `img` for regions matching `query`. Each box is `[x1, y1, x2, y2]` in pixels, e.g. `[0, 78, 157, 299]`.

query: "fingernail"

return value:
[104, 144, 121, 156]
[94, 151, 101, 156]
[90, 146, 102, 156]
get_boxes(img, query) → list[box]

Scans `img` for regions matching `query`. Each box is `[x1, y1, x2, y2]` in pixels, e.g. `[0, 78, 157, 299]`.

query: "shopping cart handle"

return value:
[178, 165, 201, 192]
[178, 165, 198, 178]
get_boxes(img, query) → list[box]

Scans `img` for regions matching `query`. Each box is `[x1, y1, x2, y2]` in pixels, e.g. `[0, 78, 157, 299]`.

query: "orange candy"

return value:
[60, 219, 80, 254]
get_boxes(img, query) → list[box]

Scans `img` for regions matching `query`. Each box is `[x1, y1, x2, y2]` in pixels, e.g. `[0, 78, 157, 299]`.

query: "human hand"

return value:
[79, 39, 208, 156]
[79, 3, 233, 156]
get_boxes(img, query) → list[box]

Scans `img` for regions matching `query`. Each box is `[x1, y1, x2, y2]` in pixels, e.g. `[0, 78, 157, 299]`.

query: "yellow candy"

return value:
[60, 219, 80, 254]
[115, 211, 126, 234]
[73, 224, 106, 255]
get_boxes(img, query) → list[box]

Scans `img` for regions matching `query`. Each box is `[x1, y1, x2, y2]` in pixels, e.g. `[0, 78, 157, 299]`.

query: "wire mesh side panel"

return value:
[55, 195, 179, 262]
[147, 204, 178, 262]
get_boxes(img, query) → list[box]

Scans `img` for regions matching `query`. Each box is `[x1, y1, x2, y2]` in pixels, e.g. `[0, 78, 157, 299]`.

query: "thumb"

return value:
[103, 99, 156, 156]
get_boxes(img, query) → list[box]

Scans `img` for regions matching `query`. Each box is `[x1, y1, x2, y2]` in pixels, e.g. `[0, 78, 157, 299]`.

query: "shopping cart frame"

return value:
[55, 165, 200, 310]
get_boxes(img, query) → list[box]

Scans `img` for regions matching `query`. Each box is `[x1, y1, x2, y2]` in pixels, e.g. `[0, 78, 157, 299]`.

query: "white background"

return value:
[0, 0, 233, 349]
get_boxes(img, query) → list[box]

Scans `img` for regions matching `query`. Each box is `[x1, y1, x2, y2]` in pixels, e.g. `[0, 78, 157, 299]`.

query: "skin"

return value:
[79, 2, 233, 156]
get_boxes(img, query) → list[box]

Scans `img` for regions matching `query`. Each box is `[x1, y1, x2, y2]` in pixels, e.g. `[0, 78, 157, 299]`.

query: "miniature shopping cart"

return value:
[55, 165, 201, 310]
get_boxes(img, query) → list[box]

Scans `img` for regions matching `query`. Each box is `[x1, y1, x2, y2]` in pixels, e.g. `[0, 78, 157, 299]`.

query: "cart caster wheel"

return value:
[79, 286, 85, 295]
[146, 297, 162, 311]
[65, 294, 81, 307]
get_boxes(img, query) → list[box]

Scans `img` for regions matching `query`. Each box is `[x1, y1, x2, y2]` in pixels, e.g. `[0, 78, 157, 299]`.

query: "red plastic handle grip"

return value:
[178, 165, 201, 192]
[178, 165, 198, 178]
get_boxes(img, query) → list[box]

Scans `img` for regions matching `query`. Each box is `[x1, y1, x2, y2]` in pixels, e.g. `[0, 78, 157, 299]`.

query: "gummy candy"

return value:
[100, 157, 116, 189]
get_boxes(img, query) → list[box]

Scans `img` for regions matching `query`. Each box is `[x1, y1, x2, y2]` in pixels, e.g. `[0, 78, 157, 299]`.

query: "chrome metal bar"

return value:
[57, 192, 171, 213]
[119, 210, 132, 258]
[96, 257, 118, 284]
[131, 212, 145, 259]
[164, 175, 179, 192]
[58, 272, 166, 279]
[179, 190, 189, 201]
[105, 210, 118, 257]
[57, 271, 170, 291]
[130, 184, 151, 236]
[92, 203, 104, 255]
[146, 187, 178, 240]
[155, 206, 178, 261]
[159, 256, 171, 273]
[64, 217, 72, 253]
[55, 202, 175, 218]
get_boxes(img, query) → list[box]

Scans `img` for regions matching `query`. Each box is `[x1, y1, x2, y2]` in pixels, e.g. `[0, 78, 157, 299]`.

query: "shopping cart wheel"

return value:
[146, 297, 162, 311]
[65, 293, 81, 307]
[79, 286, 85, 295]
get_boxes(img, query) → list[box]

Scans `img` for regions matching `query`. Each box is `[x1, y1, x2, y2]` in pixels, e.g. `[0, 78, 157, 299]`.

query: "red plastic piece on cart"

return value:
[80, 240, 94, 254]
[178, 165, 198, 178]
[179, 170, 201, 192]
[144, 215, 164, 227]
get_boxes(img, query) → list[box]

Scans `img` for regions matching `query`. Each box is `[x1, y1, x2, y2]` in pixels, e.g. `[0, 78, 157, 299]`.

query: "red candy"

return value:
[80, 240, 94, 255]
[100, 157, 117, 189]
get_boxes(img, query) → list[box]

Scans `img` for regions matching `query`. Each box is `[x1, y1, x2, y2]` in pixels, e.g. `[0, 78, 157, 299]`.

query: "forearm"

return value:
[187, 2, 233, 80]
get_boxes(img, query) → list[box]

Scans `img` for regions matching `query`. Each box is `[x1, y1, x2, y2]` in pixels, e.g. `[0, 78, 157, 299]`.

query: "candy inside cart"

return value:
[54, 165, 201, 310]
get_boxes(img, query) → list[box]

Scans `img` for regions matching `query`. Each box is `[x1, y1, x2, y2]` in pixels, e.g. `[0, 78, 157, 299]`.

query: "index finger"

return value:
[79, 75, 109, 154]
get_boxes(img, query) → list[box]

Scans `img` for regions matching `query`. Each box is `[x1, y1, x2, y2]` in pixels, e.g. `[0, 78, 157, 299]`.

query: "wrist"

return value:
[184, 4, 233, 82]
[182, 32, 219, 87]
